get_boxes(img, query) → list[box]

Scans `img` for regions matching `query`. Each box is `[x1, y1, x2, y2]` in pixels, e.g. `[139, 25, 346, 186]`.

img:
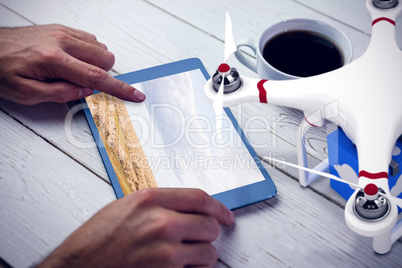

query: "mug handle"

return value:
[234, 38, 258, 73]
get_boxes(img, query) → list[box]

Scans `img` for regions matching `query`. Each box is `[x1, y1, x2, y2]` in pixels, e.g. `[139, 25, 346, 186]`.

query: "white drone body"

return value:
[205, 0, 402, 254]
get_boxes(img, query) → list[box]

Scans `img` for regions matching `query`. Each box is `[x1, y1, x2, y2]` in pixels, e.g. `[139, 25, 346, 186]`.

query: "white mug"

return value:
[234, 18, 353, 80]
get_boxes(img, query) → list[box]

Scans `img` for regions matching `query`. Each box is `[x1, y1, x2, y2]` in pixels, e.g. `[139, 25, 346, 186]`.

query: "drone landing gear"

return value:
[344, 186, 402, 254]
[372, 217, 402, 254]
[296, 116, 329, 187]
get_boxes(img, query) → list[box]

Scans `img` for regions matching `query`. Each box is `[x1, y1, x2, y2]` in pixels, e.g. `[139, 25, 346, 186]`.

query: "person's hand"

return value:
[38, 188, 235, 268]
[0, 24, 145, 105]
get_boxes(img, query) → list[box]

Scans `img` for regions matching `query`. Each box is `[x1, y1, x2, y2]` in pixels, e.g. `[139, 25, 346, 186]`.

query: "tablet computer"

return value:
[82, 58, 276, 209]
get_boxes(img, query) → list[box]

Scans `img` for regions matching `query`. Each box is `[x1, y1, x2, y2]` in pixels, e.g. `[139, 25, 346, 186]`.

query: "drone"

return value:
[204, 0, 402, 254]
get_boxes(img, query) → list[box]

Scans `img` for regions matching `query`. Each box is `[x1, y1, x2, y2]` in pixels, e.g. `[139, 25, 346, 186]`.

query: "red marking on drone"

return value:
[218, 63, 231, 73]
[258, 79, 268, 103]
[359, 170, 388, 179]
[372, 17, 395, 26]
[304, 117, 320, 128]
[364, 183, 379, 196]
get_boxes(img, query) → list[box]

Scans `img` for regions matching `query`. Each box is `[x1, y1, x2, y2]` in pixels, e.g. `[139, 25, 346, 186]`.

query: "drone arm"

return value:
[365, 0, 402, 56]
[204, 77, 260, 107]
[355, 132, 395, 192]
[259, 76, 337, 120]
[366, 0, 402, 26]
[205, 71, 337, 116]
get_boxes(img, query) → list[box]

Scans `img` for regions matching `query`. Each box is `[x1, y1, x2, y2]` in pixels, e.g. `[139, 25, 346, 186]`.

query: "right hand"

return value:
[38, 188, 235, 268]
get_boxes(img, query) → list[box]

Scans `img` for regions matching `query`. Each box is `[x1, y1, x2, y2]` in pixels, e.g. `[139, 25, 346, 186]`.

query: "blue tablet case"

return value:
[81, 58, 276, 210]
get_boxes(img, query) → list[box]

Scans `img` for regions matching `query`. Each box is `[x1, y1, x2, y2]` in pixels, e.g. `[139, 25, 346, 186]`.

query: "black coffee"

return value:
[262, 30, 344, 77]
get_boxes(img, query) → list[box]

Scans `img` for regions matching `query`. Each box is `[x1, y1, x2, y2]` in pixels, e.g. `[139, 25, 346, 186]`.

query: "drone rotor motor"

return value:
[353, 184, 391, 221]
[212, 67, 242, 94]
[373, 0, 399, 9]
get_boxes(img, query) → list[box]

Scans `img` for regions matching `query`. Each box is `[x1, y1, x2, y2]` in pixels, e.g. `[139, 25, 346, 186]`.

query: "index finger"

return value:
[53, 54, 145, 102]
[138, 188, 235, 226]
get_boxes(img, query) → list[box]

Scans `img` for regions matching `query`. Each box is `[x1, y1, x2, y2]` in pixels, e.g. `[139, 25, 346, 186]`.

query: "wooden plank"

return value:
[294, 0, 370, 31]
[0, 100, 111, 183]
[0, 0, 231, 75]
[0, 4, 32, 27]
[0, 110, 116, 268]
[292, 0, 402, 48]
[146, 0, 371, 59]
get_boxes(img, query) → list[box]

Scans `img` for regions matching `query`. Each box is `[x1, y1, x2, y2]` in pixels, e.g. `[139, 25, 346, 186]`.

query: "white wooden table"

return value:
[1, 0, 402, 267]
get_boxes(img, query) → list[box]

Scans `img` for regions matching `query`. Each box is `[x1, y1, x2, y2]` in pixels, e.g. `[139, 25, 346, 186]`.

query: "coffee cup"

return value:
[234, 18, 353, 80]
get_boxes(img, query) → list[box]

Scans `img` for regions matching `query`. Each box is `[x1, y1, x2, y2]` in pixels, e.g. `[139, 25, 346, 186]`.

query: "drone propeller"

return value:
[213, 12, 237, 139]
[379, 192, 402, 209]
[263, 156, 402, 209]
[223, 12, 237, 62]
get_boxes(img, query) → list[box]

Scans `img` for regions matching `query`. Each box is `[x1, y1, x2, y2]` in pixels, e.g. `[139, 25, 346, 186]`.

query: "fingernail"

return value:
[80, 88, 94, 98]
[101, 42, 108, 50]
[229, 210, 235, 224]
[133, 89, 146, 102]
